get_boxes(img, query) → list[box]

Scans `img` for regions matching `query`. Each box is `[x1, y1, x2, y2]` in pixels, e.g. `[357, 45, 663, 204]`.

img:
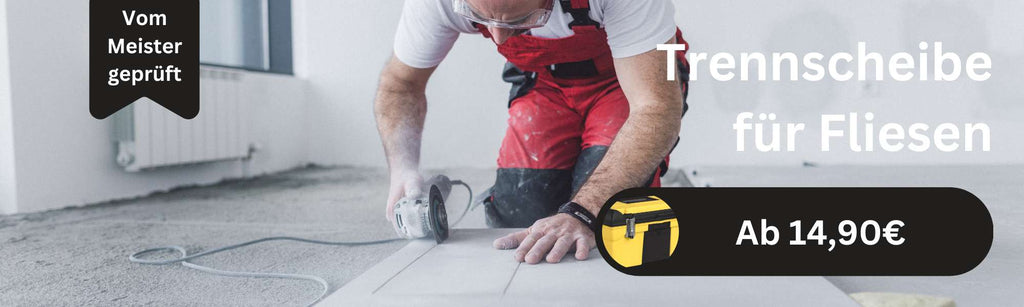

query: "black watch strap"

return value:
[558, 201, 599, 233]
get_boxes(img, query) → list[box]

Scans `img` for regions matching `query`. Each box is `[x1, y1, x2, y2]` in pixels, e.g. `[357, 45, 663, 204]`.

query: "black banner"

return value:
[90, 0, 199, 119]
[597, 188, 993, 276]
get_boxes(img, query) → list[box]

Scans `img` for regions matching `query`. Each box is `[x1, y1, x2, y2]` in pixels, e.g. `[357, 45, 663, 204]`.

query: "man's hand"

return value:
[493, 213, 596, 264]
[385, 171, 423, 223]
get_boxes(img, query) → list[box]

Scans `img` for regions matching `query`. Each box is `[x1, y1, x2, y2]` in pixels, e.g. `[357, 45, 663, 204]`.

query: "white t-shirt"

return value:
[394, 0, 678, 68]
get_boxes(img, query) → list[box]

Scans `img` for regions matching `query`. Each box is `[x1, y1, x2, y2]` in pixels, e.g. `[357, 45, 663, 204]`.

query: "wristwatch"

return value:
[558, 201, 599, 233]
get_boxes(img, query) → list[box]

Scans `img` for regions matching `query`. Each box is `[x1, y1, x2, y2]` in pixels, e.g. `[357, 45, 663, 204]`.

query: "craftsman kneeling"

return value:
[375, 0, 690, 264]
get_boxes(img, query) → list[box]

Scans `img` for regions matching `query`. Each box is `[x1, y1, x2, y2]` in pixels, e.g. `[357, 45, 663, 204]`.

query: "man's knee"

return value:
[486, 168, 572, 228]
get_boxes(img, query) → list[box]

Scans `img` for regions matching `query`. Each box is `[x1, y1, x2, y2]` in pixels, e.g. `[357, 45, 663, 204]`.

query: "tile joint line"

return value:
[502, 262, 521, 296]
[371, 243, 437, 294]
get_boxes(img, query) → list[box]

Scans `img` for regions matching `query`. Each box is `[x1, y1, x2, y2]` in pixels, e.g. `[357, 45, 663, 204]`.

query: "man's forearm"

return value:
[570, 38, 685, 215]
[374, 73, 428, 176]
[571, 107, 680, 214]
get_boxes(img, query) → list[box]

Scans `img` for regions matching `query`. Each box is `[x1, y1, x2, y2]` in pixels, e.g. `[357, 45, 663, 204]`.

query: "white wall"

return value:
[673, 0, 1024, 166]
[0, 0, 18, 214]
[3, 0, 310, 213]
[297, 0, 1024, 170]
[298, 1, 509, 170]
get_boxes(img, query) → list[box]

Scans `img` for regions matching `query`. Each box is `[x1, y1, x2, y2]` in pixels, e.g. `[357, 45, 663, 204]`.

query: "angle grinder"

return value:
[393, 174, 467, 243]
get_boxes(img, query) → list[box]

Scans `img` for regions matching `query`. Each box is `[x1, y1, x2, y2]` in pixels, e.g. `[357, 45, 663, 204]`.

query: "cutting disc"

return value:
[427, 185, 450, 243]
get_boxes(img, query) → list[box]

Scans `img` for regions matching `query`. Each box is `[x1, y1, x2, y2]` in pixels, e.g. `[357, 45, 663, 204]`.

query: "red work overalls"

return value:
[478, 0, 690, 227]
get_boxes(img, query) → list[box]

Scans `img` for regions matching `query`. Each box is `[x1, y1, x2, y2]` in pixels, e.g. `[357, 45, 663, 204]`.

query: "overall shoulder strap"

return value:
[558, 0, 598, 28]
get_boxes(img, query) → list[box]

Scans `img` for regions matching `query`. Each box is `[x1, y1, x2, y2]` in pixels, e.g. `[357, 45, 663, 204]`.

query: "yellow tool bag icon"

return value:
[601, 196, 678, 268]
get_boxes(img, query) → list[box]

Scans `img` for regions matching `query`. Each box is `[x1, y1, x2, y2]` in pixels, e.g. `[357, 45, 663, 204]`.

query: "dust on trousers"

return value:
[475, 0, 691, 228]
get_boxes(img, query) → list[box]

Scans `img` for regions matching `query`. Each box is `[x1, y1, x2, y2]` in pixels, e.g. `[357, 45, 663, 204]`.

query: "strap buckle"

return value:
[559, 0, 598, 28]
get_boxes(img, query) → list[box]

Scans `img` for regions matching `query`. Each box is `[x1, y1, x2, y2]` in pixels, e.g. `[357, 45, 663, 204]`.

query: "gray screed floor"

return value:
[0, 167, 494, 306]
[0, 165, 1020, 306]
[0, 166, 690, 306]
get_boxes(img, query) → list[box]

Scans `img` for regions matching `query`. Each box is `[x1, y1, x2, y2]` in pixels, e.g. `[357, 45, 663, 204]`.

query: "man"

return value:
[376, 0, 689, 264]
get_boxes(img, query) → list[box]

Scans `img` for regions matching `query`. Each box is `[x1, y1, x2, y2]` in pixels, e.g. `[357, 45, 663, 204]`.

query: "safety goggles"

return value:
[452, 0, 553, 29]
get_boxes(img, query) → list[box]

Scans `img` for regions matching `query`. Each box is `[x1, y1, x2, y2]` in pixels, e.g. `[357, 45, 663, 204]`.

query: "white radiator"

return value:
[114, 67, 250, 172]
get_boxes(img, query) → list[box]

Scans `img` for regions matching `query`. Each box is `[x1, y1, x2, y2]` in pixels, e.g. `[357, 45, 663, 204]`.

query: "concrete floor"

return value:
[0, 166, 692, 306]
[0, 166, 488, 306]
